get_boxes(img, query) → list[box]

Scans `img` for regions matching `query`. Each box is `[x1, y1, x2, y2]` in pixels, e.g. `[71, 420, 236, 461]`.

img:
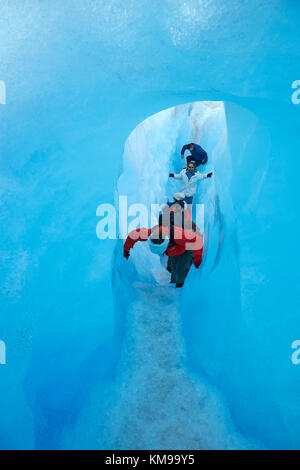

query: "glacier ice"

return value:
[0, 0, 300, 450]
[63, 101, 255, 450]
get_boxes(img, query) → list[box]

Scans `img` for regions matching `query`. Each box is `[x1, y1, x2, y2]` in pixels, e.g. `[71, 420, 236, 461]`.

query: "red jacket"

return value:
[123, 225, 203, 259]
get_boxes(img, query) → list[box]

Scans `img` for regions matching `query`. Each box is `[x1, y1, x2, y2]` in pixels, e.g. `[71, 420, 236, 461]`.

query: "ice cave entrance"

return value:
[104, 101, 249, 450]
[117, 101, 230, 284]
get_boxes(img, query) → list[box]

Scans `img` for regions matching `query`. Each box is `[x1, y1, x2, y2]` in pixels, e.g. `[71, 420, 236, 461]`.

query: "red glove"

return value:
[193, 255, 202, 269]
[124, 250, 130, 260]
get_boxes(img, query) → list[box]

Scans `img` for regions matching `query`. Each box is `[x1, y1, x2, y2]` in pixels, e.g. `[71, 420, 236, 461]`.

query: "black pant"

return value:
[186, 155, 202, 168]
[170, 251, 194, 285]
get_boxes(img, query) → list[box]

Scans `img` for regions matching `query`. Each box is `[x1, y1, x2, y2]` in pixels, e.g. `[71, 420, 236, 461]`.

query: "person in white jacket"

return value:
[169, 161, 213, 204]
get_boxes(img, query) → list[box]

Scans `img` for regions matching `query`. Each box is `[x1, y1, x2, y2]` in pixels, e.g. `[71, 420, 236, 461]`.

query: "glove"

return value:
[207, 172, 213, 178]
[124, 251, 130, 260]
[169, 173, 174, 178]
[193, 255, 202, 269]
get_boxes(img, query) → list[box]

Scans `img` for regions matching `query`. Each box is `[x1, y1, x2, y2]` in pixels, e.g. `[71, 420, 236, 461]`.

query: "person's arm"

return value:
[189, 232, 203, 268]
[173, 226, 203, 253]
[169, 172, 182, 179]
[181, 144, 189, 158]
[194, 172, 208, 181]
[195, 171, 213, 181]
[183, 231, 203, 254]
[194, 144, 208, 164]
[200, 150, 208, 164]
[123, 228, 151, 258]
[182, 228, 203, 268]
[193, 250, 203, 268]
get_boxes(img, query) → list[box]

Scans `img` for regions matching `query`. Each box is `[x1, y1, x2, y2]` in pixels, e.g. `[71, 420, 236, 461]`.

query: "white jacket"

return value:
[174, 169, 209, 197]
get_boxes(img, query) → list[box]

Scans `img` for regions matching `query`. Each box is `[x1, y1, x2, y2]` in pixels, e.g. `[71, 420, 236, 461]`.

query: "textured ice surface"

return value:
[1, 0, 300, 450]
[64, 283, 252, 449]
[118, 101, 223, 281]
[63, 102, 255, 449]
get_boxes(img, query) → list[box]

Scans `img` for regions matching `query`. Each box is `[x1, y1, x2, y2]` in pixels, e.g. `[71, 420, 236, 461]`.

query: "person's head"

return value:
[172, 193, 185, 212]
[148, 228, 169, 255]
[188, 162, 195, 173]
[150, 228, 166, 244]
[173, 192, 185, 203]
[187, 143, 194, 151]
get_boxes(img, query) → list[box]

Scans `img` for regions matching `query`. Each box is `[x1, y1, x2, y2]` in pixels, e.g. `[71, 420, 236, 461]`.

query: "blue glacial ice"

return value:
[63, 101, 254, 450]
[0, 0, 300, 450]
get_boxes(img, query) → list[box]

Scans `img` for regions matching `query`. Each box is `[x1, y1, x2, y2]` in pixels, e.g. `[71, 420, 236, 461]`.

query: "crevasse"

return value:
[1, 0, 300, 450]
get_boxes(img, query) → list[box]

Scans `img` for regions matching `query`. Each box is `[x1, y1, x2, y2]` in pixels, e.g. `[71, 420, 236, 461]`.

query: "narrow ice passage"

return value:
[108, 101, 250, 449]
[65, 284, 251, 449]
[92, 283, 250, 449]
[2, 1, 300, 450]
[64, 102, 259, 449]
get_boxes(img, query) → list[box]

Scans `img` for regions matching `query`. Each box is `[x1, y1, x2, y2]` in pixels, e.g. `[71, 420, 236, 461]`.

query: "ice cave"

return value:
[0, 0, 300, 450]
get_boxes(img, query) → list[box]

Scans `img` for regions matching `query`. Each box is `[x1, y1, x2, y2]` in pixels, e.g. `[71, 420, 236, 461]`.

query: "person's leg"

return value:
[184, 252, 194, 279]
[193, 160, 201, 168]
[174, 251, 194, 286]
[167, 256, 172, 273]
[170, 256, 177, 283]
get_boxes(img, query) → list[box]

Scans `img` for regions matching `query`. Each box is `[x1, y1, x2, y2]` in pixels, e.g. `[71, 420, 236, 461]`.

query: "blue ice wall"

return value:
[0, 0, 300, 449]
[181, 99, 300, 449]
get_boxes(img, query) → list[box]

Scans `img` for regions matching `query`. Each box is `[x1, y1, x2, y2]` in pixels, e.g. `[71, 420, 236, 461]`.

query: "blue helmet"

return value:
[148, 234, 169, 255]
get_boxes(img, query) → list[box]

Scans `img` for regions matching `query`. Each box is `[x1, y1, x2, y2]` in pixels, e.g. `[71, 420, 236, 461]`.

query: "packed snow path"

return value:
[94, 282, 249, 450]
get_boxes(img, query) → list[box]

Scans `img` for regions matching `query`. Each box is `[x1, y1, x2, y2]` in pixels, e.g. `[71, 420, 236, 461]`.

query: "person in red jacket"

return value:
[123, 220, 203, 288]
